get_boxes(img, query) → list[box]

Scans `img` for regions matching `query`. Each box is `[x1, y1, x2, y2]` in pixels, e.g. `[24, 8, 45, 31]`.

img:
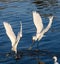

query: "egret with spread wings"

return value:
[3, 22, 22, 54]
[29, 11, 53, 50]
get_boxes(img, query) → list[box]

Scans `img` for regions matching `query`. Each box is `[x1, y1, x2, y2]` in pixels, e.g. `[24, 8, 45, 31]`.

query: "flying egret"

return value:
[53, 56, 59, 64]
[3, 22, 22, 54]
[29, 11, 54, 50]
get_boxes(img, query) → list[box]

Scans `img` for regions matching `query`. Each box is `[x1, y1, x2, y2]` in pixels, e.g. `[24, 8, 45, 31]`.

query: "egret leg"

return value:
[35, 42, 39, 64]
[28, 42, 35, 50]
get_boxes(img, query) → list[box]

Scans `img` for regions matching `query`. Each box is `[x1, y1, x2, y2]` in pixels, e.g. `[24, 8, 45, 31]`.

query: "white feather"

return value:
[43, 16, 53, 33]
[32, 11, 53, 41]
[3, 22, 16, 47]
[33, 11, 43, 34]
[3, 22, 22, 54]
[38, 16, 54, 41]
[16, 21, 22, 44]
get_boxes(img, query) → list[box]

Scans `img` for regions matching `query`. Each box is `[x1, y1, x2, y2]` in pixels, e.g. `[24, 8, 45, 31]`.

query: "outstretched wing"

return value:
[16, 21, 22, 43]
[44, 16, 53, 33]
[3, 22, 16, 46]
[33, 11, 43, 34]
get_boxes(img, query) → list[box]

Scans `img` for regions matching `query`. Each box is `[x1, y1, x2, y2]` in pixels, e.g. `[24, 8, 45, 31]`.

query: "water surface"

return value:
[0, 0, 60, 64]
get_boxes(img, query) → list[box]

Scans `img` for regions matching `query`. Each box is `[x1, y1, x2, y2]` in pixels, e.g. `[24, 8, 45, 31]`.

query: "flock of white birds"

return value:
[3, 11, 59, 64]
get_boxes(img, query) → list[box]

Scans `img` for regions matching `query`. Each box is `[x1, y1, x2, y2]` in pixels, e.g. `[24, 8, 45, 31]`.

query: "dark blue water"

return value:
[0, 0, 60, 64]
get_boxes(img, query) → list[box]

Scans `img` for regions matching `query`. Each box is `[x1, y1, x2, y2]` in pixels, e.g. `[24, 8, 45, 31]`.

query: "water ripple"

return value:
[0, 0, 60, 64]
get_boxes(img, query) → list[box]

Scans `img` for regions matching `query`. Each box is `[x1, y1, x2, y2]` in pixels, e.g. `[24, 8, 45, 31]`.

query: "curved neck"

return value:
[54, 59, 57, 62]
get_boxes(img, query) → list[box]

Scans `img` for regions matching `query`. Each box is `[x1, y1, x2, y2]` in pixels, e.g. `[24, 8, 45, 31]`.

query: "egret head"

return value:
[32, 36, 37, 42]
[53, 56, 57, 62]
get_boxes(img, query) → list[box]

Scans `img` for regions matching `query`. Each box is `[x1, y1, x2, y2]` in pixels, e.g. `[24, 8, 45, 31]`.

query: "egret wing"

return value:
[44, 16, 53, 33]
[33, 11, 43, 34]
[16, 21, 22, 44]
[3, 22, 16, 46]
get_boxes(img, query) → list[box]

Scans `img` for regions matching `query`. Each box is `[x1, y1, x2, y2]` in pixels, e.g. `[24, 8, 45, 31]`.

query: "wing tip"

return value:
[19, 21, 22, 24]
[3, 22, 9, 25]
[3, 22, 6, 24]
[32, 11, 37, 14]
[3, 22, 10, 27]
[3, 22, 8, 26]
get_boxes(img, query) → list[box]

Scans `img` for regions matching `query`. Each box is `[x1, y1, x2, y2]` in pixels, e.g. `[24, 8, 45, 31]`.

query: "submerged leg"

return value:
[14, 52, 22, 60]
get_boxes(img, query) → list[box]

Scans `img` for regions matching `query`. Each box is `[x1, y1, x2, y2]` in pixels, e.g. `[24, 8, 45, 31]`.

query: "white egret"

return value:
[29, 11, 54, 50]
[3, 22, 22, 54]
[53, 56, 59, 64]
